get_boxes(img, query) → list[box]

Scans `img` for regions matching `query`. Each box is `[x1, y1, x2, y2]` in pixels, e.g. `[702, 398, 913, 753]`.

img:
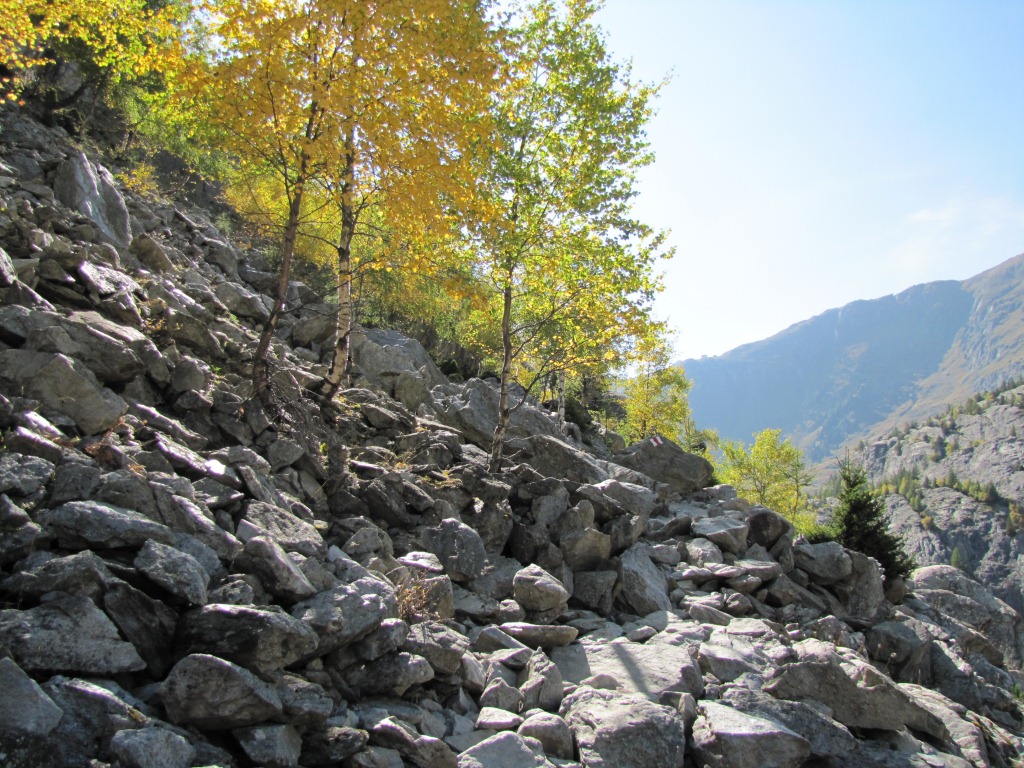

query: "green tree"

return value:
[718, 428, 809, 515]
[469, 0, 669, 472]
[618, 334, 716, 455]
[831, 459, 915, 585]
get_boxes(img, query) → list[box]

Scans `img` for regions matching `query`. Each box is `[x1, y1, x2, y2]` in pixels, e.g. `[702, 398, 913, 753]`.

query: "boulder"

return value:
[613, 437, 713, 494]
[560, 686, 688, 768]
[456, 731, 556, 768]
[506, 434, 610, 485]
[513, 564, 570, 615]
[551, 638, 703, 701]
[422, 518, 488, 582]
[53, 152, 131, 246]
[763, 639, 948, 739]
[109, 727, 196, 768]
[618, 543, 671, 614]
[0, 595, 146, 674]
[0, 350, 127, 434]
[160, 654, 284, 729]
[691, 701, 810, 768]
[176, 603, 321, 672]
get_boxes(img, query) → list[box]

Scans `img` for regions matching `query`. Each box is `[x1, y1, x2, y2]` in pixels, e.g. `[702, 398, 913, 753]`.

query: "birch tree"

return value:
[470, 0, 669, 471]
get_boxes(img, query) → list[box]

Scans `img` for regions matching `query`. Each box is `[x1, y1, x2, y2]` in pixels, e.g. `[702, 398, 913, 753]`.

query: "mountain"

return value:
[681, 253, 1024, 460]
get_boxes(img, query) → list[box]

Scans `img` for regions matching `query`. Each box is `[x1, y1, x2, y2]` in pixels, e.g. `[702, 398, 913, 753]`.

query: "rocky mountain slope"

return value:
[847, 383, 1024, 618]
[681, 254, 1024, 461]
[1, 105, 1023, 767]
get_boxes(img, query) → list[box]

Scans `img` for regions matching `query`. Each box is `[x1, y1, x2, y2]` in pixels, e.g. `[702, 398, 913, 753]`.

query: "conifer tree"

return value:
[832, 458, 915, 585]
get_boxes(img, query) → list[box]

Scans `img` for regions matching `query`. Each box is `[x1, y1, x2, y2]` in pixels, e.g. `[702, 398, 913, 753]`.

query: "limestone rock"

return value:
[560, 686, 688, 768]
[0, 595, 146, 674]
[0, 350, 127, 434]
[160, 653, 284, 729]
[53, 152, 131, 246]
[176, 603, 320, 672]
[691, 701, 810, 768]
[613, 437, 713, 494]
[618, 543, 671, 614]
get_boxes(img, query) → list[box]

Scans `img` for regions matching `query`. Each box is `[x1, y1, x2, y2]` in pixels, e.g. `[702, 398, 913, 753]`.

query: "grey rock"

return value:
[103, 581, 178, 676]
[0, 494, 47, 566]
[345, 651, 435, 696]
[560, 526, 612, 571]
[518, 648, 564, 712]
[476, 707, 524, 730]
[560, 686, 688, 768]
[1, 549, 115, 601]
[480, 677, 525, 713]
[160, 653, 284, 729]
[301, 726, 369, 767]
[0, 350, 127, 434]
[697, 634, 771, 683]
[53, 152, 131, 246]
[0, 452, 53, 496]
[42, 676, 150, 766]
[243, 500, 326, 557]
[134, 539, 210, 605]
[551, 638, 703, 701]
[402, 620, 469, 675]
[176, 603, 320, 672]
[505, 434, 609, 484]
[291, 582, 389, 655]
[691, 515, 750, 556]
[422, 518, 488, 582]
[368, 714, 458, 768]
[618, 543, 672, 615]
[234, 723, 303, 767]
[239, 534, 318, 602]
[130, 234, 175, 271]
[38, 498, 173, 549]
[0, 594, 146, 674]
[499, 622, 578, 649]
[110, 727, 196, 768]
[722, 688, 858, 761]
[517, 712, 573, 760]
[614, 437, 713, 494]
[572, 569, 617, 613]
[513, 564, 570, 615]
[793, 540, 853, 585]
[0, 657, 63, 737]
[457, 731, 555, 768]
[691, 701, 810, 768]
[763, 639, 948, 739]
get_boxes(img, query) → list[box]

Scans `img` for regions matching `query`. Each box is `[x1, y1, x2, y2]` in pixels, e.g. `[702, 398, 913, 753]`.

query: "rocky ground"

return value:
[1, 105, 1023, 767]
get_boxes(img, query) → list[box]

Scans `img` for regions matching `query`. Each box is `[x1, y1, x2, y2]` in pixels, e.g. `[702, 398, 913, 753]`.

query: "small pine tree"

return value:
[832, 459, 915, 585]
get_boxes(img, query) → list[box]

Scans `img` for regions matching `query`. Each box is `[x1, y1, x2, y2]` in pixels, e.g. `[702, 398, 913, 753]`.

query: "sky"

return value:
[592, 0, 1024, 361]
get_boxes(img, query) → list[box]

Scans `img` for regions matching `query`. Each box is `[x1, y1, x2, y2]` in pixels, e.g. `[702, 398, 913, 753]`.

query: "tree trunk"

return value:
[489, 278, 514, 472]
[252, 183, 306, 402]
[556, 370, 567, 435]
[321, 137, 357, 402]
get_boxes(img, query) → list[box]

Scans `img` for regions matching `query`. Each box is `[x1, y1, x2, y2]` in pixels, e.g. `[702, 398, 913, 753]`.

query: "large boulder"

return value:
[560, 686, 688, 768]
[551, 637, 703, 701]
[0, 595, 146, 675]
[432, 378, 564, 451]
[691, 701, 810, 768]
[0, 350, 127, 434]
[613, 438, 713, 494]
[53, 151, 131, 246]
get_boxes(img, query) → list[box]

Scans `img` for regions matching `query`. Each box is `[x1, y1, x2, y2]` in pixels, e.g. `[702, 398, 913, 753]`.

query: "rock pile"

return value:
[0, 106, 1022, 767]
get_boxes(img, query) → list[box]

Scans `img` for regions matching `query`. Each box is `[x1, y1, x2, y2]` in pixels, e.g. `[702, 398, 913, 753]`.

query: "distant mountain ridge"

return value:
[681, 252, 1024, 460]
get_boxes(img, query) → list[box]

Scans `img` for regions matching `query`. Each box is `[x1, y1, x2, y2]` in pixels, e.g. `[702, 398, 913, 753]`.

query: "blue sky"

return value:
[593, 1, 1024, 360]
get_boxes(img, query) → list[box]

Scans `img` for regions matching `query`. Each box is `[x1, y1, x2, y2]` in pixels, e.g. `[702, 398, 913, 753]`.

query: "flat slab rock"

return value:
[551, 638, 703, 700]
